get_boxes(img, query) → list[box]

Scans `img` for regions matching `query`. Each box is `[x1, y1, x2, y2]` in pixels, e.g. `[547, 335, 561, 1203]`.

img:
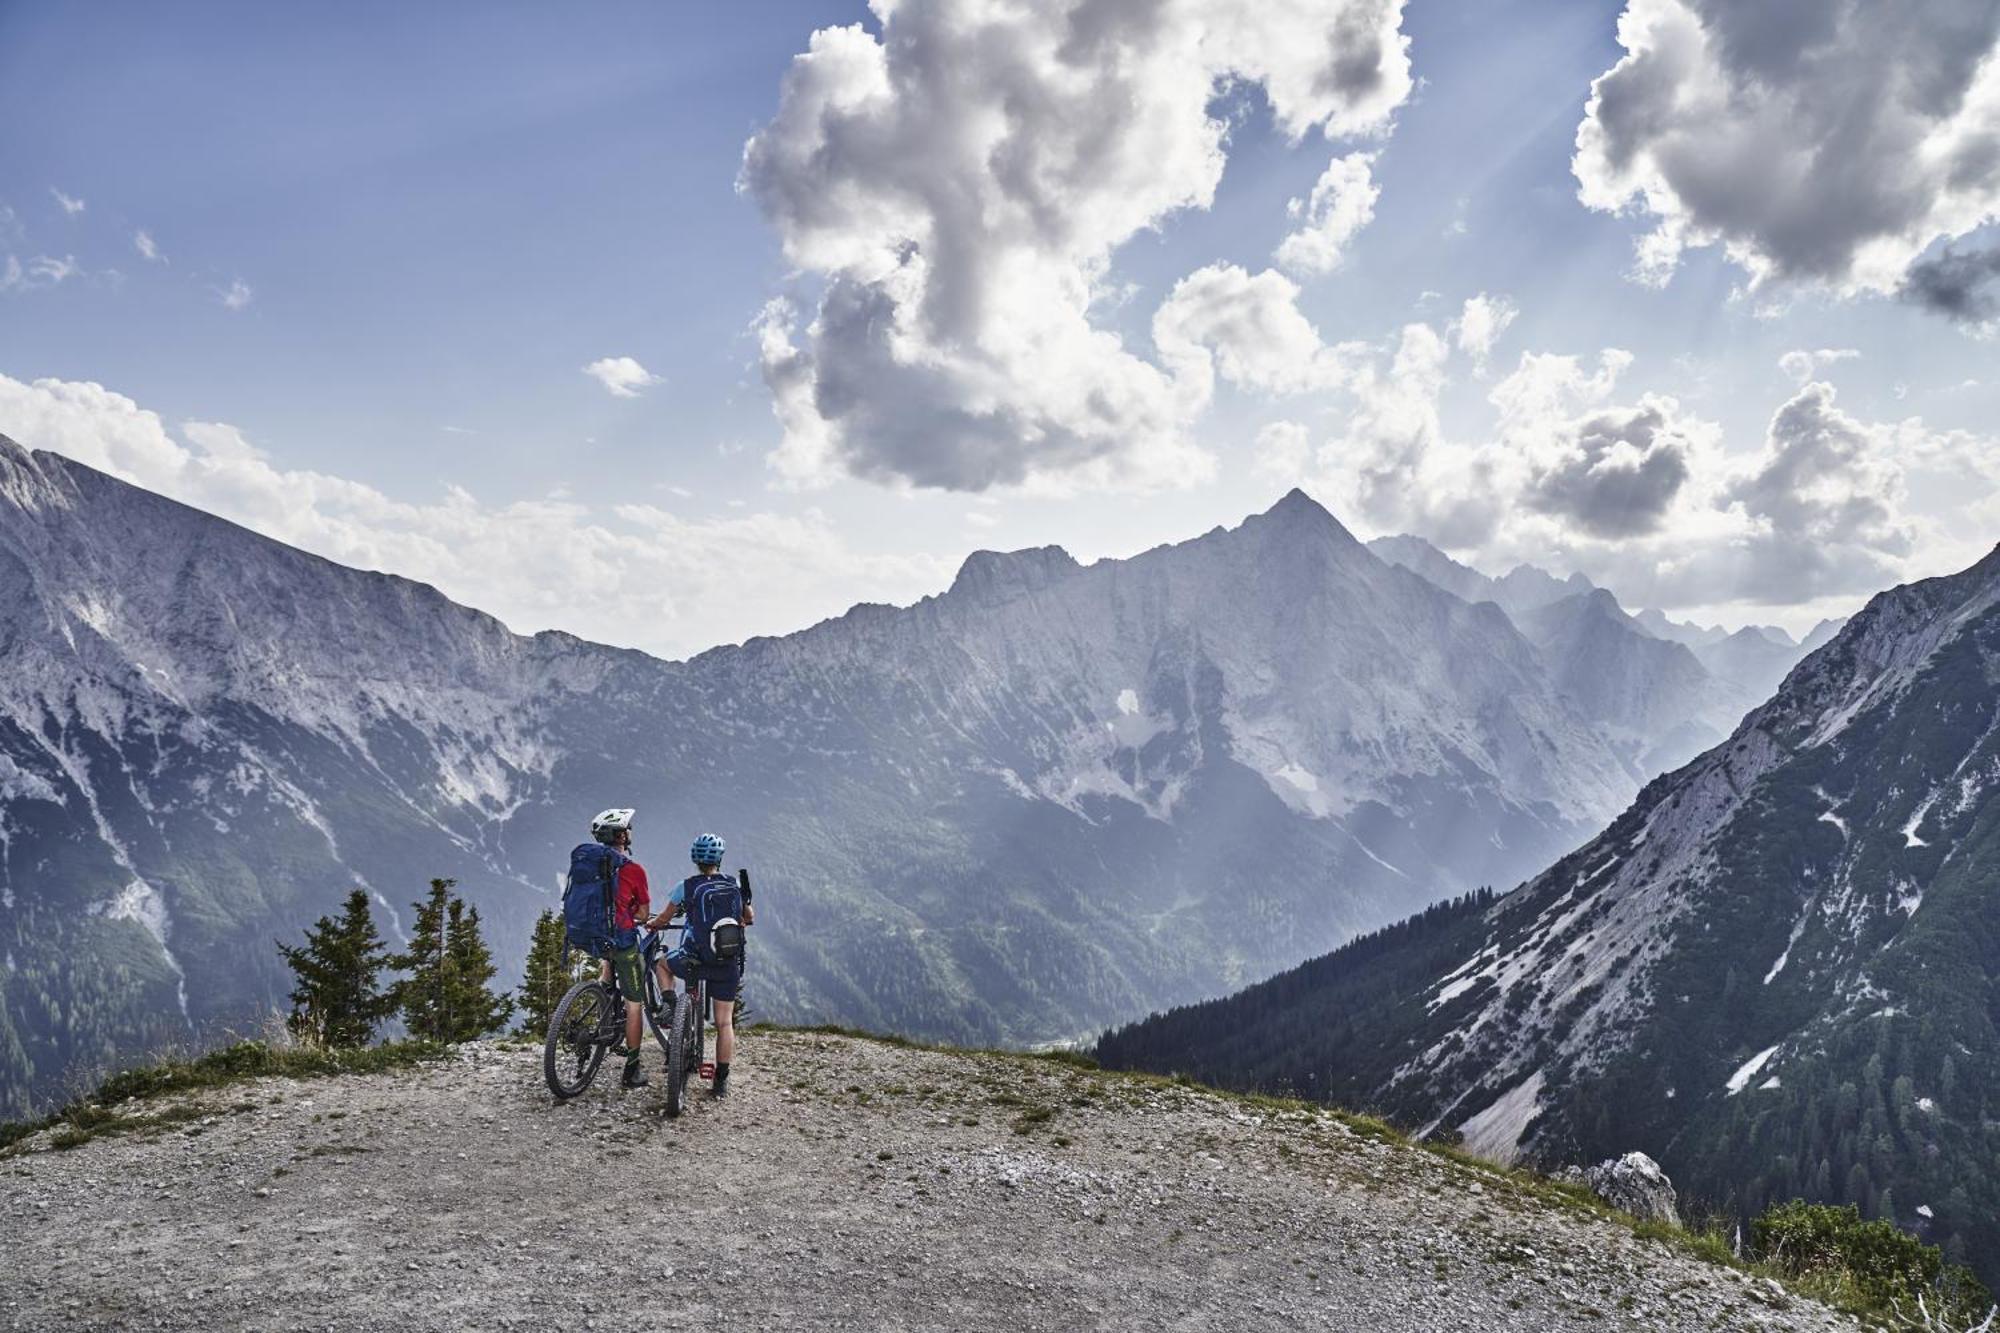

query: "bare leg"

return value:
[625, 1000, 643, 1052]
[714, 999, 736, 1064]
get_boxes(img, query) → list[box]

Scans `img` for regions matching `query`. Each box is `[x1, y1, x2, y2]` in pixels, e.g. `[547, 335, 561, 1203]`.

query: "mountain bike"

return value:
[662, 866, 752, 1118]
[661, 968, 712, 1119]
[542, 931, 673, 1100]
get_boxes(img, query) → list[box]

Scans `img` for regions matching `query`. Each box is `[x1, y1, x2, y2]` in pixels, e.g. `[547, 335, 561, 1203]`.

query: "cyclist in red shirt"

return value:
[587, 809, 656, 1090]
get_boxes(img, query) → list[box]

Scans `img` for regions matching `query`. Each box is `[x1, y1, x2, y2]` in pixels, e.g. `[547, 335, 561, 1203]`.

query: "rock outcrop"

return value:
[1562, 1151, 1682, 1227]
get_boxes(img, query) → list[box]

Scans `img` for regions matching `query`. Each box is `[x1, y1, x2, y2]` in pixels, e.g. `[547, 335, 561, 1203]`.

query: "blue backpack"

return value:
[562, 842, 628, 954]
[682, 873, 746, 966]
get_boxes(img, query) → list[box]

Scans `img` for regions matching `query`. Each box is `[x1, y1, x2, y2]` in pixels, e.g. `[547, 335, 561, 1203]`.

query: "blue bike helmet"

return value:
[690, 833, 725, 866]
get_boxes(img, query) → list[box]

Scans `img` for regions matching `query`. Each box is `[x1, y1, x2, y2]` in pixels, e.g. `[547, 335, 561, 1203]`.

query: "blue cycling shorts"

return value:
[662, 945, 743, 1003]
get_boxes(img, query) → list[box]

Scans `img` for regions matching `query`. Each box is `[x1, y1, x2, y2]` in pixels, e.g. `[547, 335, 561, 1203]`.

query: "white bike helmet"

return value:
[590, 808, 636, 843]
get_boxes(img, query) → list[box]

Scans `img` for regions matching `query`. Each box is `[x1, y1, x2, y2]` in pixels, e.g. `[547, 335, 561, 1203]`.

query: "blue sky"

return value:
[3, 1, 1996, 656]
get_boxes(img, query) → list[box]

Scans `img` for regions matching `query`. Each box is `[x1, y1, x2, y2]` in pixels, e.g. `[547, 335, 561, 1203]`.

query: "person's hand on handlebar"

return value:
[643, 907, 680, 931]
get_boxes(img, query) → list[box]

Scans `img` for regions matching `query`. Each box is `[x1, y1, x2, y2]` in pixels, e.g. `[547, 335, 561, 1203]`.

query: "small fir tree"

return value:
[517, 909, 587, 1037]
[389, 878, 516, 1042]
[389, 878, 453, 1041]
[443, 898, 515, 1040]
[277, 888, 391, 1048]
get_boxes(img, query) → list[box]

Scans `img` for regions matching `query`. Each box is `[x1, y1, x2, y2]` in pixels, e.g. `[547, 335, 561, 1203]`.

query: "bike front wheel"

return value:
[664, 988, 696, 1118]
[544, 979, 612, 1100]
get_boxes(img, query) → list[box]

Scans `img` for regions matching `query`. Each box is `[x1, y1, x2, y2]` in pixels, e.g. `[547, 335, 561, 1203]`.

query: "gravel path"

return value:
[0, 1031, 1865, 1332]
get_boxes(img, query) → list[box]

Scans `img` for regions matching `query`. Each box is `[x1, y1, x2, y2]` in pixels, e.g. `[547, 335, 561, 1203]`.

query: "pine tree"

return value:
[277, 888, 391, 1048]
[443, 898, 514, 1040]
[517, 909, 587, 1037]
[389, 878, 453, 1042]
[388, 878, 516, 1043]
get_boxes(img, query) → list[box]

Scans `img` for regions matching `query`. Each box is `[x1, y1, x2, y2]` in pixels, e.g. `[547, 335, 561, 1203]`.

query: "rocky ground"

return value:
[0, 1031, 1868, 1332]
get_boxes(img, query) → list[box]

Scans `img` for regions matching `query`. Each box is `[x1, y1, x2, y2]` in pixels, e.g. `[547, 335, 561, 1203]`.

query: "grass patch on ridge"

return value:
[0, 1039, 446, 1157]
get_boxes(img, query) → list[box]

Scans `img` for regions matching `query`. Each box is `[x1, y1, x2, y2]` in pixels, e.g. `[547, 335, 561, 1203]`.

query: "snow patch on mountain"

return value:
[1763, 912, 1808, 984]
[1901, 789, 1937, 847]
[1458, 1069, 1546, 1162]
[1725, 1044, 1781, 1096]
[99, 877, 188, 1016]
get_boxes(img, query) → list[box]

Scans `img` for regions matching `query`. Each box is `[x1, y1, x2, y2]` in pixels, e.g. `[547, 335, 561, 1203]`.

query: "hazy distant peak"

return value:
[1799, 617, 1846, 654]
[1726, 624, 1795, 648]
[1578, 585, 1627, 617]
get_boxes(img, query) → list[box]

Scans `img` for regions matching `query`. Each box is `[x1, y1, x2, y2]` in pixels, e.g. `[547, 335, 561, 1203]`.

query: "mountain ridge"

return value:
[0, 441, 1641, 1116]
[1097, 542, 2000, 1282]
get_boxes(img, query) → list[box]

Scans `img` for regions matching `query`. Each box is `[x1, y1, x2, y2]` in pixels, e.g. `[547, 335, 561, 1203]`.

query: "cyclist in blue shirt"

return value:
[651, 833, 753, 1097]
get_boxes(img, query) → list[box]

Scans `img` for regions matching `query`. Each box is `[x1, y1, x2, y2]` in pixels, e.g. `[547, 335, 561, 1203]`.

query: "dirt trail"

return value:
[0, 1031, 1864, 1332]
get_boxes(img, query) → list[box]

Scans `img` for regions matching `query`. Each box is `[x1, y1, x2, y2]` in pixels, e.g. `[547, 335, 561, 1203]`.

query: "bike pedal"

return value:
[699, 1061, 716, 1081]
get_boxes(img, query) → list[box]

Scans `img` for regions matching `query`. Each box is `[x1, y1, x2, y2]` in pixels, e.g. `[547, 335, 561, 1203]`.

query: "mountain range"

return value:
[1097, 543, 2000, 1281]
[1369, 534, 1833, 775]
[0, 435, 1730, 1116]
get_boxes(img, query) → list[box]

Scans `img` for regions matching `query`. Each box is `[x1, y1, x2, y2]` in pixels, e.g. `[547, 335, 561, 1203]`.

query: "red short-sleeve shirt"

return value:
[612, 860, 651, 931]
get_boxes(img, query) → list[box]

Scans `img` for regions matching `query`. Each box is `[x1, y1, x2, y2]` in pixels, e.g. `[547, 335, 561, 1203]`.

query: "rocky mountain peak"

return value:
[1249, 486, 1360, 546]
[947, 544, 1083, 603]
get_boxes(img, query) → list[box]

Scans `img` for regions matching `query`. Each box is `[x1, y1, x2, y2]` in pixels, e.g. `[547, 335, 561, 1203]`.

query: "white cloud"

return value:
[1252, 419, 1314, 482]
[0, 372, 948, 659]
[216, 279, 253, 311]
[1320, 321, 1461, 535]
[1274, 151, 1380, 277]
[740, 0, 1413, 493]
[1716, 381, 1913, 597]
[134, 230, 164, 263]
[50, 188, 85, 217]
[0, 255, 79, 292]
[1451, 293, 1518, 374]
[1259, 303, 1991, 614]
[1574, 0, 2000, 301]
[1488, 351, 1712, 540]
[1777, 348, 1859, 384]
[582, 356, 662, 399]
[1153, 263, 1355, 397]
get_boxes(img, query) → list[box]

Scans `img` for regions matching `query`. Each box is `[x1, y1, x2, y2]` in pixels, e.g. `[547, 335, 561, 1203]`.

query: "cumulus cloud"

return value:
[582, 356, 663, 399]
[1253, 419, 1314, 481]
[1482, 354, 1704, 541]
[1898, 244, 2000, 327]
[1451, 293, 1517, 373]
[1266, 308, 1984, 614]
[1153, 263, 1355, 397]
[1778, 347, 1860, 384]
[1274, 151, 1380, 277]
[216, 278, 253, 311]
[50, 188, 85, 216]
[0, 373, 948, 658]
[1715, 381, 1913, 598]
[741, 0, 1412, 493]
[134, 230, 164, 263]
[1322, 322, 1458, 534]
[1574, 0, 2000, 300]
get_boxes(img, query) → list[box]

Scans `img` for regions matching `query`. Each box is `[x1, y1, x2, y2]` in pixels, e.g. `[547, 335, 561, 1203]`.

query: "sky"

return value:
[2, 0, 1997, 658]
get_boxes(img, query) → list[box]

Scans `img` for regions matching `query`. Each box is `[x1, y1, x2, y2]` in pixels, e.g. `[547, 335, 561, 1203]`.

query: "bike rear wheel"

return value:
[544, 979, 612, 1099]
